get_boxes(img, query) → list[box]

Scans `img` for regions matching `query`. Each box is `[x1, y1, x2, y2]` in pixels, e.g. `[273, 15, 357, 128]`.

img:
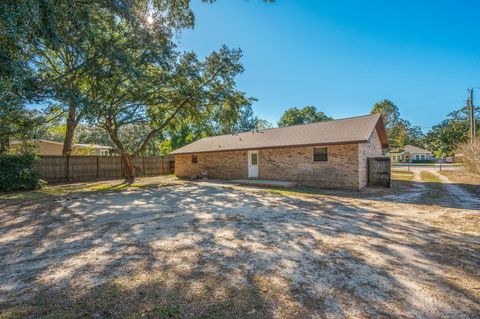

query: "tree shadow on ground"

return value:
[249, 178, 480, 210]
[0, 183, 479, 318]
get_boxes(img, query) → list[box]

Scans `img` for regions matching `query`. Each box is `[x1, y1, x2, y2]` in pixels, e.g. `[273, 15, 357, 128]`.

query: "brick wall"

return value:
[258, 144, 360, 189]
[175, 130, 383, 190]
[358, 130, 383, 188]
[176, 143, 367, 189]
[175, 150, 248, 180]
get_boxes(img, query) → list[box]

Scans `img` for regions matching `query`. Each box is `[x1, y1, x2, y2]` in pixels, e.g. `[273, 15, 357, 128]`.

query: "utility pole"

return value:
[468, 88, 476, 143]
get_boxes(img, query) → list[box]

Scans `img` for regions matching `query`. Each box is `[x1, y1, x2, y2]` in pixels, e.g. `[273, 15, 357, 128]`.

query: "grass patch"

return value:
[392, 170, 414, 181]
[393, 163, 437, 167]
[0, 175, 179, 201]
[266, 186, 327, 198]
[420, 171, 441, 183]
[0, 182, 143, 201]
[418, 171, 444, 201]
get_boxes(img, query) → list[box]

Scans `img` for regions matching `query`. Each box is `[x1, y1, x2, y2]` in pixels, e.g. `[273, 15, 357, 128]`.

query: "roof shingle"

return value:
[171, 114, 388, 155]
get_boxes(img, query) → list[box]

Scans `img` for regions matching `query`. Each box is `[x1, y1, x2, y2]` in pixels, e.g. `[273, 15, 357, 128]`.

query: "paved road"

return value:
[393, 164, 463, 172]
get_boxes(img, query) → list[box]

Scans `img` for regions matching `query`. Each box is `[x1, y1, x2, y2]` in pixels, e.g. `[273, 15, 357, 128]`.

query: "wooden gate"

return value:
[368, 157, 391, 187]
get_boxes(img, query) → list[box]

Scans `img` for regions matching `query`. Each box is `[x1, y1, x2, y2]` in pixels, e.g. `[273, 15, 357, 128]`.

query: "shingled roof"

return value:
[171, 114, 389, 155]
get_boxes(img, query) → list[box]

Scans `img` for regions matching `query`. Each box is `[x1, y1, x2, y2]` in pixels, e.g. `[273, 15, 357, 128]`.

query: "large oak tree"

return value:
[81, 15, 247, 182]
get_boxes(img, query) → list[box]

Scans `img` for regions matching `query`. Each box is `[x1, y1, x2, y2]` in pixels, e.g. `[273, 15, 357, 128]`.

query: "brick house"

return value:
[171, 114, 389, 190]
[388, 145, 434, 163]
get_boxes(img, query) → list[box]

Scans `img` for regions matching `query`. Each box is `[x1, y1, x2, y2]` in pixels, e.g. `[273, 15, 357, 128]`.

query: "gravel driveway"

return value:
[0, 180, 479, 318]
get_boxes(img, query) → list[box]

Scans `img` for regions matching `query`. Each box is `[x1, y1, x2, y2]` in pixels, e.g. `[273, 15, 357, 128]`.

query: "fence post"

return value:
[66, 155, 70, 182]
[120, 156, 124, 178]
[96, 156, 100, 179]
[142, 157, 146, 177]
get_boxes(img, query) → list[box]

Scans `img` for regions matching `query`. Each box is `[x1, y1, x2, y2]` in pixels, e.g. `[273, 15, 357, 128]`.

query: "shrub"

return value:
[411, 159, 434, 163]
[0, 154, 44, 191]
[456, 141, 480, 174]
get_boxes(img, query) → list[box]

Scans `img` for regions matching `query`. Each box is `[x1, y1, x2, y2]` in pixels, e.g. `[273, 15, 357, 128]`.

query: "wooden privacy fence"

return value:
[33, 155, 175, 182]
[367, 157, 391, 187]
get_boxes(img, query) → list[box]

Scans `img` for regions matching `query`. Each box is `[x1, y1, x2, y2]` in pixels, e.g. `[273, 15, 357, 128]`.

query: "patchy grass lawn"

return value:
[0, 175, 179, 201]
[261, 170, 414, 199]
[1, 177, 479, 319]
[391, 170, 414, 182]
[420, 171, 441, 183]
[440, 169, 480, 196]
[417, 171, 445, 203]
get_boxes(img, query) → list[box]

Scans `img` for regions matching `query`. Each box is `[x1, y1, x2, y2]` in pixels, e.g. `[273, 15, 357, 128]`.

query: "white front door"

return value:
[248, 150, 259, 178]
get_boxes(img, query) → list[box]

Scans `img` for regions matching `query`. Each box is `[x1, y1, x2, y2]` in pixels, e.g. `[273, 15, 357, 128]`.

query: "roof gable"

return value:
[171, 114, 388, 155]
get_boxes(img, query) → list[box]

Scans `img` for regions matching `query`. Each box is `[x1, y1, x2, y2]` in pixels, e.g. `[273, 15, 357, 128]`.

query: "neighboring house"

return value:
[10, 139, 112, 156]
[171, 114, 389, 190]
[389, 145, 434, 163]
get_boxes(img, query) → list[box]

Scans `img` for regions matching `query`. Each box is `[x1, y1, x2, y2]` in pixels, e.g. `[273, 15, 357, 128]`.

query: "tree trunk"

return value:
[103, 125, 135, 183]
[63, 124, 76, 156]
[121, 154, 136, 184]
[62, 109, 77, 156]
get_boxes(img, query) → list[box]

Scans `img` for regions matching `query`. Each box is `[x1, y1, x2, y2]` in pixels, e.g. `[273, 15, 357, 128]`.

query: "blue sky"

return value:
[177, 0, 480, 131]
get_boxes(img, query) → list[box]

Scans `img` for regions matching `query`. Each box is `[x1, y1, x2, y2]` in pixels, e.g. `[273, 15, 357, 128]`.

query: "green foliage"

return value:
[213, 94, 258, 134]
[371, 99, 400, 129]
[278, 106, 332, 127]
[371, 99, 424, 149]
[85, 17, 248, 155]
[255, 118, 274, 130]
[423, 106, 479, 157]
[1, 0, 204, 155]
[160, 99, 273, 154]
[74, 125, 112, 147]
[1, 0, 270, 161]
[0, 154, 43, 191]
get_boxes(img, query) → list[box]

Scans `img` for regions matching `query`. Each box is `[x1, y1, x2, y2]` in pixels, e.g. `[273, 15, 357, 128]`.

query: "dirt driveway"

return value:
[0, 175, 479, 318]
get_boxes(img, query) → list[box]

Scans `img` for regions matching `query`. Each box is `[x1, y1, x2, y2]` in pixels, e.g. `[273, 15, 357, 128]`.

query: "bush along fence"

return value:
[0, 154, 43, 191]
[33, 155, 175, 183]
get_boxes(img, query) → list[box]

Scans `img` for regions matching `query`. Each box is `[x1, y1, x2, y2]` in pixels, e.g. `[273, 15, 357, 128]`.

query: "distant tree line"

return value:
[276, 100, 479, 159]
[370, 99, 479, 157]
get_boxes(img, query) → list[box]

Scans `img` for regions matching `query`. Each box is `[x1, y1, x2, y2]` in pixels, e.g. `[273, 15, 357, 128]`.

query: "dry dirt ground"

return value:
[0, 173, 479, 319]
